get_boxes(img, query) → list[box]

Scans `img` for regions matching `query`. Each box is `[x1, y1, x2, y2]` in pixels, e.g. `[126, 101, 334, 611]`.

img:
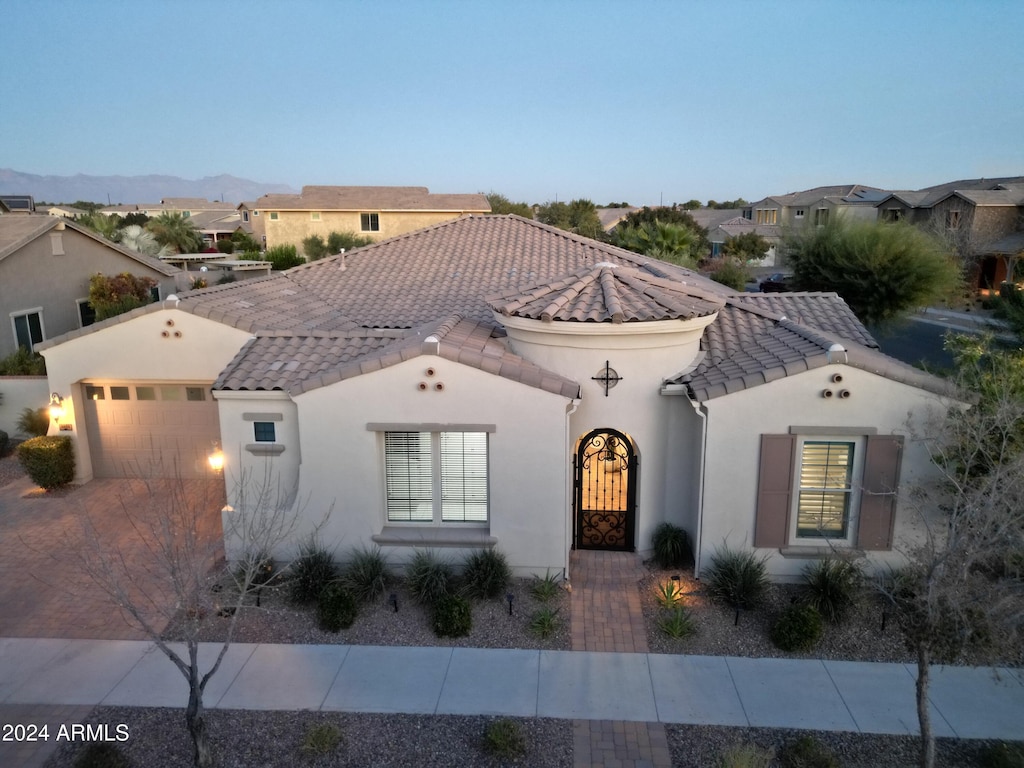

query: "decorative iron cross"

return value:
[592, 361, 622, 396]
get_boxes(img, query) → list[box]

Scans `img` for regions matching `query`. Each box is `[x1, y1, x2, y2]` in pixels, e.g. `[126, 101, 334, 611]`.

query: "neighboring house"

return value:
[184, 209, 251, 247]
[238, 186, 491, 253]
[706, 217, 780, 264]
[0, 215, 188, 359]
[39, 204, 88, 219]
[875, 177, 1024, 290]
[596, 206, 639, 233]
[0, 195, 36, 214]
[743, 185, 888, 231]
[39, 215, 953, 581]
[102, 198, 237, 220]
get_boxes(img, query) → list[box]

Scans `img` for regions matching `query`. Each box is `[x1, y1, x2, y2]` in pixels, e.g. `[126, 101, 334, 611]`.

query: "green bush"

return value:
[651, 522, 690, 568]
[657, 606, 697, 639]
[289, 539, 339, 605]
[529, 570, 561, 602]
[302, 234, 329, 261]
[17, 436, 74, 490]
[263, 244, 304, 271]
[802, 558, 862, 624]
[327, 230, 374, 253]
[17, 406, 50, 437]
[704, 546, 770, 610]
[483, 718, 526, 759]
[0, 347, 46, 375]
[778, 735, 839, 768]
[343, 545, 391, 602]
[528, 606, 560, 639]
[73, 742, 130, 768]
[980, 741, 1024, 768]
[406, 550, 455, 605]
[300, 722, 343, 757]
[706, 257, 750, 291]
[433, 594, 473, 637]
[718, 743, 773, 768]
[215, 239, 234, 254]
[655, 580, 685, 608]
[461, 549, 511, 599]
[771, 603, 824, 652]
[318, 584, 358, 632]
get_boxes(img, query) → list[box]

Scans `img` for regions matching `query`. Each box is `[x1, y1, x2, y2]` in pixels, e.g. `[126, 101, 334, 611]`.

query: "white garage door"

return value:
[82, 382, 221, 479]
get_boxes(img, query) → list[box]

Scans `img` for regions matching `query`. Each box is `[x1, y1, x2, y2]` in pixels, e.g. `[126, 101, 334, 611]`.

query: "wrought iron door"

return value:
[575, 428, 637, 551]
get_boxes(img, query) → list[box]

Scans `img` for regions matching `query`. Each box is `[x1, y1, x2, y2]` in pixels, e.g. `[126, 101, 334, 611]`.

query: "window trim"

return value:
[310, 211, 321, 221]
[790, 437, 865, 545]
[11, 308, 45, 352]
[253, 421, 277, 443]
[268, 211, 279, 221]
[76, 298, 96, 328]
[360, 212, 380, 232]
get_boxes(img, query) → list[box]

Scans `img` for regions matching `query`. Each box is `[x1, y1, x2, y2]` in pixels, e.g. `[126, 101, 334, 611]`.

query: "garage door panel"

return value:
[83, 382, 221, 479]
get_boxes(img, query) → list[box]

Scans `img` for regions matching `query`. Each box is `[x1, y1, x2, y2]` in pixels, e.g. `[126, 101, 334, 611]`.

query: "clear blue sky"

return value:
[3, 0, 1022, 206]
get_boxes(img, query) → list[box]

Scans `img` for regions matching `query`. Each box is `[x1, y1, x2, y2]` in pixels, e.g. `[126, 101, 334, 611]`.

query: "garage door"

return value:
[81, 382, 221, 479]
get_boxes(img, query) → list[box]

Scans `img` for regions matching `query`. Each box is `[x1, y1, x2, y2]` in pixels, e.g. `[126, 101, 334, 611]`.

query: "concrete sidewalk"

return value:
[3, 638, 1022, 739]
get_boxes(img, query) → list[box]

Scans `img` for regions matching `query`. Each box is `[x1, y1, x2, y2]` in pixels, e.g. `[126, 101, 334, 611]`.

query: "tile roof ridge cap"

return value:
[427, 312, 467, 342]
[597, 268, 625, 323]
[539, 274, 592, 322]
[777, 317, 844, 351]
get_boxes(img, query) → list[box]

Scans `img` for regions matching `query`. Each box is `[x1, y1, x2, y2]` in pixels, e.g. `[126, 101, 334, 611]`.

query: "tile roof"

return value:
[488, 262, 724, 323]
[250, 185, 491, 213]
[720, 292, 878, 349]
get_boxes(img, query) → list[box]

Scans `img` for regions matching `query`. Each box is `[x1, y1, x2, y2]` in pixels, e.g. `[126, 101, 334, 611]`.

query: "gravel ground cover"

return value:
[0, 450, 26, 488]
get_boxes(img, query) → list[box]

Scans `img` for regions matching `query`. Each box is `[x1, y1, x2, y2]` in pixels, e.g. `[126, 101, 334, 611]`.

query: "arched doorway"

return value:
[574, 428, 637, 551]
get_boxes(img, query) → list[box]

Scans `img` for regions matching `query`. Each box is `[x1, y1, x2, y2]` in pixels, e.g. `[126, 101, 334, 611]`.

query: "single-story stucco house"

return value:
[38, 215, 954, 580]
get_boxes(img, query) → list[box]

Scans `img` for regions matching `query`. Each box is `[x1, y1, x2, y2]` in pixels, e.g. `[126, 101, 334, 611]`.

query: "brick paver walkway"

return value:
[569, 550, 671, 768]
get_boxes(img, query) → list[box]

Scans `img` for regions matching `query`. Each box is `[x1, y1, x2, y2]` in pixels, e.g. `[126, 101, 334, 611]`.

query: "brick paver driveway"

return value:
[0, 470, 224, 640]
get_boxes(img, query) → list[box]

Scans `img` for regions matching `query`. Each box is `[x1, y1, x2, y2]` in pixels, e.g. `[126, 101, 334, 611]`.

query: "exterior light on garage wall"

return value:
[48, 393, 65, 422]
[208, 444, 225, 472]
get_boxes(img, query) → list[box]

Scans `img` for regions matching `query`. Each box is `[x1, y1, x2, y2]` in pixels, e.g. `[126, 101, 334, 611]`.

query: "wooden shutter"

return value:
[754, 434, 797, 547]
[856, 434, 904, 550]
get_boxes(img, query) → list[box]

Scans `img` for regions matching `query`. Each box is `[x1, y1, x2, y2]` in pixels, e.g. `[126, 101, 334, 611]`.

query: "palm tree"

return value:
[147, 212, 203, 254]
[118, 225, 171, 258]
[78, 211, 121, 241]
[613, 220, 696, 267]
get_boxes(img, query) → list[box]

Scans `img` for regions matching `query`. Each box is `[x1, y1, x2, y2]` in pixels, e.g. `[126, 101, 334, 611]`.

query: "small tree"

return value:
[785, 219, 961, 326]
[485, 192, 534, 218]
[260, 244, 304, 271]
[147, 212, 203, 254]
[302, 234, 329, 261]
[71, 466, 326, 767]
[613, 220, 697, 267]
[326, 230, 374, 253]
[88, 272, 158, 321]
[878, 336, 1024, 768]
[722, 232, 770, 261]
[536, 198, 604, 239]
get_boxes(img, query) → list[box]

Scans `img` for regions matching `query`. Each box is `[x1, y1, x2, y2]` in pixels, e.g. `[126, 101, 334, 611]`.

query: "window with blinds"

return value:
[385, 431, 488, 523]
[796, 441, 853, 538]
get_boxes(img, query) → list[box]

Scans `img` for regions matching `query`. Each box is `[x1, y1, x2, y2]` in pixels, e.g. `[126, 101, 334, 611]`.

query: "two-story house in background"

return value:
[238, 186, 491, 254]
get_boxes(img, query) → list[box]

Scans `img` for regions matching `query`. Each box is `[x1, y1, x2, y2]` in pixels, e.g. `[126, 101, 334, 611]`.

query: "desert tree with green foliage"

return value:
[77, 211, 121, 241]
[616, 206, 710, 257]
[146, 211, 203, 254]
[535, 198, 604, 239]
[327, 230, 373, 253]
[88, 272, 158, 321]
[877, 335, 1024, 768]
[785, 219, 961, 326]
[613, 220, 698, 267]
[722, 232, 770, 261]
[485, 192, 533, 218]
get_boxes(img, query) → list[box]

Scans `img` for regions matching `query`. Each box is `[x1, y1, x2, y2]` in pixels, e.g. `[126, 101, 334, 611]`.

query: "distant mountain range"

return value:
[0, 169, 298, 206]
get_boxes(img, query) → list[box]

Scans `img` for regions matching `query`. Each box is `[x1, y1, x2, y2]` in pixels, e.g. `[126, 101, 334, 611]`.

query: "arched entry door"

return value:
[574, 428, 637, 551]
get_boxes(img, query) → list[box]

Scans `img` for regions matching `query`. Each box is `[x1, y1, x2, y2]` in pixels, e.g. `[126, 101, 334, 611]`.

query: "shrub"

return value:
[300, 722, 343, 757]
[88, 272, 158, 320]
[302, 234, 329, 261]
[17, 406, 50, 437]
[318, 584, 358, 632]
[657, 606, 697, 639]
[0, 430, 9, 457]
[483, 718, 526, 759]
[802, 558, 862, 624]
[718, 743, 773, 768]
[651, 522, 690, 568]
[0, 347, 46, 375]
[215, 239, 234, 254]
[778, 735, 839, 768]
[703, 546, 770, 610]
[706, 257, 750, 291]
[289, 539, 338, 605]
[655, 580, 684, 608]
[433, 594, 473, 637]
[17, 435, 74, 490]
[263, 244, 304, 271]
[327, 230, 374, 253]
[406, 550, 454, 605]
[462, 549, 511, 599]
[529, 570, 561, 602]
[73, 742, 130, 768]
[980, 741, 1024, 768]
[529, 606, 560, 639]
[771, 603, 824, 652]
[343, 545, 391, 602]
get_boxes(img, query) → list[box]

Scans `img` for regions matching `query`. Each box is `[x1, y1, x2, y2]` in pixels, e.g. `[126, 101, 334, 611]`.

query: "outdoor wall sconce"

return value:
[506, 592, 514, 616]
[389, 593, 399, 613]
[208, 444, 225, 472]
[48, 393, 64, 422]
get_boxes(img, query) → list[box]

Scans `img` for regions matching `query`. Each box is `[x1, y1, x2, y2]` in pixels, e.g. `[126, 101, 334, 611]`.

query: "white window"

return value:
[252, 210, 260, 217]
[242, 211, 250, 223]
[360, 212, 380, 232]
[11, 309, 44, 352]
[792, 438, 863, 542]
[794, 209, 805, 218]
[269, 211, 279, 221]
[384, 431, 488, 524]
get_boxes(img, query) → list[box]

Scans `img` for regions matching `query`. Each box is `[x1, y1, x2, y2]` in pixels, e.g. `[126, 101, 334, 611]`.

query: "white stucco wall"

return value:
[218, 355, 574, 577]
[697, 363, 947, 581]
[501, 314, 715, 555]
[40, 307, 252, 481]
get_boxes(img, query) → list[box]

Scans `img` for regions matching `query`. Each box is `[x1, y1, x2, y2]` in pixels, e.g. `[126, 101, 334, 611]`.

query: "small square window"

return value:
[795, 209, 805, 218]
[253, 210, 260, 217]
[269, 211, 279, 221]
[311, 211, 321, 221]
[110, 386, 130, 401]
[161, 386, 182, 401]
[254, 422, 276, 442]
[185, 387, 206, 402]
[360, 213, 380, 232]
[85, 385, 105, 401]
[136, 386, 157, 401]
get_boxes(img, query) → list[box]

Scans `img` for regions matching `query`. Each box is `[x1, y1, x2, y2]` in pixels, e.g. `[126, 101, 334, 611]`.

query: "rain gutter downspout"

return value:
[564, 398, 581, 584]
[689, 398, 709, 579]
